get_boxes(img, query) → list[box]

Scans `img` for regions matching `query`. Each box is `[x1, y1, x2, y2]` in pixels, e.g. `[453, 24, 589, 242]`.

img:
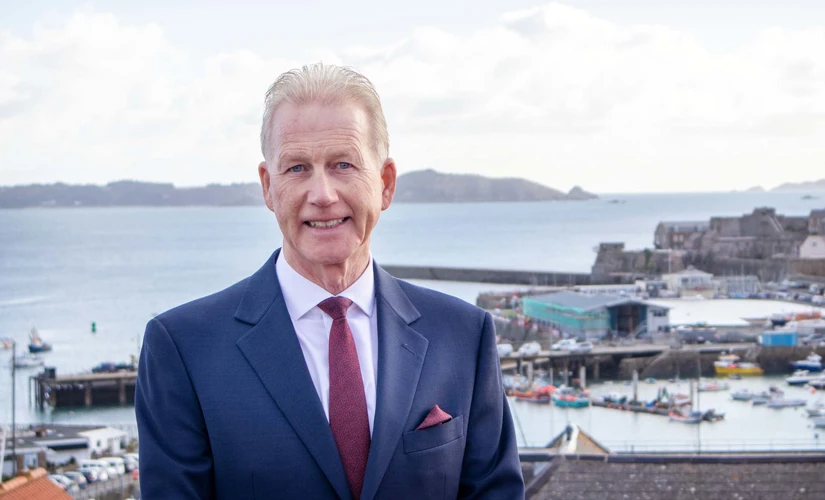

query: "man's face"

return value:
[259, 101, 396, 274]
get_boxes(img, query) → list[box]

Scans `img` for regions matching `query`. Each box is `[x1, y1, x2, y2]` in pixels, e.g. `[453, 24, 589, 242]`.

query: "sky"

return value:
[1, 0, 823, 193]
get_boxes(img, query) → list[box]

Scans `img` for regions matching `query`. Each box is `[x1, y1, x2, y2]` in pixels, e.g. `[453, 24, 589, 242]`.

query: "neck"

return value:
[282, 247, 371, 295]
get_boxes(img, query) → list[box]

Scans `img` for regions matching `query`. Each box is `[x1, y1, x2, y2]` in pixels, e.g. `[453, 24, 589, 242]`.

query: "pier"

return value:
[30, 370, 136, 409]
[501, 343, 753, 384]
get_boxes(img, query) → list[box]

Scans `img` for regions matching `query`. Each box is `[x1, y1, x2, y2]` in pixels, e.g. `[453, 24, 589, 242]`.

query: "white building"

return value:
[2, 424, 128, 476]
[662, 266, 715, 293]
[800, 235, 825, 259]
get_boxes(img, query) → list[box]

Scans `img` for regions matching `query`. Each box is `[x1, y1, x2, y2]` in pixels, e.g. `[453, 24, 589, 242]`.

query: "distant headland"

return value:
[0, 170, 598, 208]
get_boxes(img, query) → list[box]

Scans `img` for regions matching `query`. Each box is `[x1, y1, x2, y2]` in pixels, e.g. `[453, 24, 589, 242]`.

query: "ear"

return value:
[380, 158, 397, 211]
[258, 161, 275, 212]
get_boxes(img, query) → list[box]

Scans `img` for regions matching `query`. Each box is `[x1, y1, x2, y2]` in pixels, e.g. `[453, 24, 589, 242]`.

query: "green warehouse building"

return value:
[522, 291, 670, 340]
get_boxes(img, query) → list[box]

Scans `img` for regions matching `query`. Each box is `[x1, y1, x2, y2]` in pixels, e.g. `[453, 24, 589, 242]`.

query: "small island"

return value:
[0, 170, 598, 208]
[771, 178, 825, 192]
[393, 169, 598, 203]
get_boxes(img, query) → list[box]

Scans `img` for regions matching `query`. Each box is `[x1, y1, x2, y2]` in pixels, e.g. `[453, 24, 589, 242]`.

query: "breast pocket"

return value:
[402, 415, 464, 454]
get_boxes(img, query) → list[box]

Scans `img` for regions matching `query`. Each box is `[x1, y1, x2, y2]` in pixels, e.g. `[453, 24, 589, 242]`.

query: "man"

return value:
[135, 63, 524, 499]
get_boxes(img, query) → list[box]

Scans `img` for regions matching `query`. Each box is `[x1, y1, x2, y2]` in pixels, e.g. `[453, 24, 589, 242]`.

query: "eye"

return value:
[288, 165, 304, 173]
[336, 162, 352, 169]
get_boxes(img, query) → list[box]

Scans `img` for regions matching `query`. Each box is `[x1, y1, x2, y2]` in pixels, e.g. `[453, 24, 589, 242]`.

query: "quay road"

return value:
[498, 342, 752, 375]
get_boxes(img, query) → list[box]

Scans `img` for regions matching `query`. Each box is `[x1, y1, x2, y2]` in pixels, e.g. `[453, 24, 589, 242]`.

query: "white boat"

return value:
[786, 370, 818, 386]
[767, 398, 807, 408]
[11, 354, 44, 368]
[806, 400, 825, 417]
[731, 389, 755, 401]
[813, 416, 825, 428]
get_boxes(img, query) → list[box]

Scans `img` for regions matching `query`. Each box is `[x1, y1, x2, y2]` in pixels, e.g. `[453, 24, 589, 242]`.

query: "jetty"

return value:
[30, 369, 136, 409]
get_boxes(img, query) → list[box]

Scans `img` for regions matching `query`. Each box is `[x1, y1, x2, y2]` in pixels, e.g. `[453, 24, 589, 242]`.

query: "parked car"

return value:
[63, 471, 88, 489]
[571, 341, 594, 353]
[517, 342, 541, 356]
[551, 339, 577, 351]
[76, 467, 101, 483]
[49, 474, 80, 493]
[100, 456, 127, 475]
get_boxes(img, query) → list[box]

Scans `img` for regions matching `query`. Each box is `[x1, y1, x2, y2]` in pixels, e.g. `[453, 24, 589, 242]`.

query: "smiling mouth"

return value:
[306, 217, 348, 229]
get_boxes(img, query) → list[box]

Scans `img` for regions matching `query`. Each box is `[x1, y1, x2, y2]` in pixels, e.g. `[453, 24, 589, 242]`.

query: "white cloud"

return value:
[0, 2, 823, 192]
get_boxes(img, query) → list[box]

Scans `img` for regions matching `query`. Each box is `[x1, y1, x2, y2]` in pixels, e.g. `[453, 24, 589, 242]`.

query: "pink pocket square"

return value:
[416, 404, 452, 430]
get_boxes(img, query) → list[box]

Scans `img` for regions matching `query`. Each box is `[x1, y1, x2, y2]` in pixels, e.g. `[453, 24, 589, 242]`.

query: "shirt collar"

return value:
[275, 251, 376, 321]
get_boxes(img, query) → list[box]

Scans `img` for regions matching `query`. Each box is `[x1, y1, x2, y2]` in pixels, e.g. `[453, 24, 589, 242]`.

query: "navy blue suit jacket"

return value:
[135, 250, 524, 499]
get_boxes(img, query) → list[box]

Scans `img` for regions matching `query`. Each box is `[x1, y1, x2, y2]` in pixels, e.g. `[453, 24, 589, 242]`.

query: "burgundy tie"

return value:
[318, 297, 370, 500]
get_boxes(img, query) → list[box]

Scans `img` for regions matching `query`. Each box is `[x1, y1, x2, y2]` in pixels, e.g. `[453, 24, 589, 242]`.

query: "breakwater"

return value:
[381, 265, 594, 286]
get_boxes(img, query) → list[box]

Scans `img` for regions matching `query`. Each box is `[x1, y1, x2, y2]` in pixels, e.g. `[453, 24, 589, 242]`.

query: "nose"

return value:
[306, 169, 338, 207]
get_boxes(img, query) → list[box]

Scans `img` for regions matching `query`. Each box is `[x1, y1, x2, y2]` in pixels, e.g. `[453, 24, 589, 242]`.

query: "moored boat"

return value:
[713, 354, 763, 376]
[786, 370, 818, 386]
[11, 353, 44, 368]
[812, 416, 825, 428]
[731, 389, 756, 401]
[790, 353, 823, 373]
[805, 400, 825, 417]
[552, 387, 590, 408]
[669, 411, 702, 424]
[28, 328, 52, 353]
[698, 381, 730, 392]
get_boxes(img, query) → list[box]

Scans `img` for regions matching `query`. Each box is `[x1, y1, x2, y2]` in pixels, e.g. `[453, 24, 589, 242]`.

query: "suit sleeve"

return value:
[458, 311, 525, 499]
[135, 318, 215, 499]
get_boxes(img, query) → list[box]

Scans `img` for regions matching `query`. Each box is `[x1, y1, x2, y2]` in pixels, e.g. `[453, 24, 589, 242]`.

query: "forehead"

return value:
[271, 101, 371, 153]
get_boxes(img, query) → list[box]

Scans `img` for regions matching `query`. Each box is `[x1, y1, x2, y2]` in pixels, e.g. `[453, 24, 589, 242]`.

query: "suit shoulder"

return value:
[153, 277, 250, 330]
[396, 279, 487, 322]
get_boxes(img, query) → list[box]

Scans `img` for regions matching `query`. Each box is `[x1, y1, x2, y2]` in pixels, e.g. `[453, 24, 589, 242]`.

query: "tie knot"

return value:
[318, 296, 353, 320]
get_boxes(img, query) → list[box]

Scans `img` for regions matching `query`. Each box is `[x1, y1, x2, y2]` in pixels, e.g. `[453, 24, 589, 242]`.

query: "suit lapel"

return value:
[361, 265, 428, 500]
[235, 250, 352, 500]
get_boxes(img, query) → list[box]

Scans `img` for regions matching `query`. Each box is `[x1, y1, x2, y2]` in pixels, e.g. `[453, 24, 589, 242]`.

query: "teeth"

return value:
[308, 218, 344, 228]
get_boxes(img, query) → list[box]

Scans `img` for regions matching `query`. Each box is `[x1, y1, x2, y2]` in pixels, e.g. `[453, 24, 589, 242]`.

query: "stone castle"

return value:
[592, 208, 825, 283]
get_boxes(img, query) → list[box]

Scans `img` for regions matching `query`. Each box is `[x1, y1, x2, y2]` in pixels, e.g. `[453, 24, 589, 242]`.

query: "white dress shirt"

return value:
[275, 252, 379, 435]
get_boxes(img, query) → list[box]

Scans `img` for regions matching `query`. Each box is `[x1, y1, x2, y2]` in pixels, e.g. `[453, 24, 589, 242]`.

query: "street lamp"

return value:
[8, 340, 17, 476]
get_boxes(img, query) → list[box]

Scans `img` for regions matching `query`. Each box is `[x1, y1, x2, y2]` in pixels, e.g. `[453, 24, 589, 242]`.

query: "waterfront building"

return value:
[716, 275, 761, 296]
[800, 235, 825, 259]
[2, 425, 128, 476]
[662, 266, 715, 293]
[521, 291, 669, 340]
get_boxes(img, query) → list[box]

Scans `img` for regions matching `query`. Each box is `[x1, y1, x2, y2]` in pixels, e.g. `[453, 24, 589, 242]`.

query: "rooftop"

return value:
[526, 291, 667, 313]
[528, 457, 825, 500]
[0, 468, 72, 500]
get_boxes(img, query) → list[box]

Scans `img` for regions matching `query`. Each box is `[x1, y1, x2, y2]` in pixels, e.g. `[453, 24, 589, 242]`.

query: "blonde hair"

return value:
[260, 63, 389, 162]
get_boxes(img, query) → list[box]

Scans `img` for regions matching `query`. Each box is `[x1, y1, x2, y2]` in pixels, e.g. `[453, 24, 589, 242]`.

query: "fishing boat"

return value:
[11, 354, 44, 368]
[28, 328, 52, 353]
[790, 353, 823, 372]
[812, 416, 825, 428]
[552, 387, 590, 408]
[713, 354, 763, 376]
[698, 381, 730, 392]
[786, 370, 819, 386]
